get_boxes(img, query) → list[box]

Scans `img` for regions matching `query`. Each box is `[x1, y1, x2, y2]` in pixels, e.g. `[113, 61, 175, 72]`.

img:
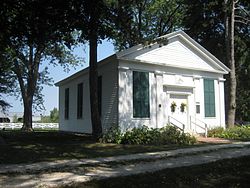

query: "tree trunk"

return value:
[225, 0, 236, 128]
[14, 44, 42, 131]
[14, 61, 33, 131]
[89, 29, 102, 139]
[224, 0, 230, 124]
[22, 96, 33, 131]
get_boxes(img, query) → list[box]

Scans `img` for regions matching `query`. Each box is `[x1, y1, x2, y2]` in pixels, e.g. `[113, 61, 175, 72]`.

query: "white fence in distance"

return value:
[0, 123, 59, 130]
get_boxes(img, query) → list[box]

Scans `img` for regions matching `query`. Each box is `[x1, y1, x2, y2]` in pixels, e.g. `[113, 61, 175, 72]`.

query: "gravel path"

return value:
[0, 142, 250, 188]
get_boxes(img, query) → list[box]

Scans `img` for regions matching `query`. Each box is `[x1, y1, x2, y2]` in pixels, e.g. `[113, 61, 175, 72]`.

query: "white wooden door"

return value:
[169, 94, 188, 128]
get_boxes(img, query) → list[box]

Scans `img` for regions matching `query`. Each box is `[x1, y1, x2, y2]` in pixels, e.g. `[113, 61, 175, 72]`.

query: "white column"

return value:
[118, 66, 130, 131]
[218, 78, 226, 127]
[155, 71, 164, 128]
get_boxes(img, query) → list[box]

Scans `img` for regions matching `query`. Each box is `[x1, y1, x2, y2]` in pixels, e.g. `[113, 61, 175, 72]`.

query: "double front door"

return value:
[169, 94, 188, 128]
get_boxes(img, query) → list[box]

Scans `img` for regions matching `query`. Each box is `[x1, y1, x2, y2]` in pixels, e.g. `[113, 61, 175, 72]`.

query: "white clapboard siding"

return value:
[123, 40, 216, 72]
[56, 31, 229, 134]
[57, 57, 118, 133]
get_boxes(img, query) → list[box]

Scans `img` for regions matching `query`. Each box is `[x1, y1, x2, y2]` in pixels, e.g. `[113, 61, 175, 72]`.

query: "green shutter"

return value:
[204, 79, 215, 117]
[64, 88, 69, 119]
[133, 71, 150, 118]
[77, 83, 83, 119]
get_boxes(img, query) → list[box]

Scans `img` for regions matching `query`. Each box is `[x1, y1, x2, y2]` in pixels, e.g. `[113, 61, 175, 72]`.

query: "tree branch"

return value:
[235, 5, 250, 16]
[11, 47, 28, 66]
[235, 15, 250, 21]
[13, 60, 26, 99]
[29, 45, 44, 95]
[235, 15, 250, 25]
[235, 19, 249, 25]
[161, 4, 181, 35]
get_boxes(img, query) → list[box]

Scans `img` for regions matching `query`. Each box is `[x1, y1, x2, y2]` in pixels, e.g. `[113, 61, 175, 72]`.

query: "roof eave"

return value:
[118, 58, 228, 75]
[55, 54, 117, 87]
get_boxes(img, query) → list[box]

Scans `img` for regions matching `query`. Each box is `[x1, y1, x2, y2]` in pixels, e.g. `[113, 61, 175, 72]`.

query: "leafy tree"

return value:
[0, 0, 79, 130]
[224, 0, 249, 126]
[234, 1, 250, 122]
[235, 36, 250, 121]
[112, 0, 186, 50]
[50, 107, 59, 123]
[40, 116, 50, 123]
[0, 61, 15, 112]
[182, 0, 225, 60]
[0, 13, 15, 112]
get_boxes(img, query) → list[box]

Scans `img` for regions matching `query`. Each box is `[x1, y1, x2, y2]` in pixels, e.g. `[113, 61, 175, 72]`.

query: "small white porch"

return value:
[168, 115, 208, 137]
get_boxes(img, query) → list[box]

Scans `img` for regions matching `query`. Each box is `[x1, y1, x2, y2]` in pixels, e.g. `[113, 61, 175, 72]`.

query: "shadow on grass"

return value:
[61, 156, 250, 188]
[0, 130, 197, 164]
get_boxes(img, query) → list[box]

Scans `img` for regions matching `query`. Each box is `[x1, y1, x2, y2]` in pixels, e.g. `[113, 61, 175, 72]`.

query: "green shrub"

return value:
[159, 126, 196, 145]
[148, 127, 162, 145]
[208, 126, 250, 140]
[159, 126, 181, 144]
[222, 126, 250, 140]
[208, 127, 224, 137]
[100, 126, 123, 144]
[121, 125, 158, 145]
[100, 125, 196, 145]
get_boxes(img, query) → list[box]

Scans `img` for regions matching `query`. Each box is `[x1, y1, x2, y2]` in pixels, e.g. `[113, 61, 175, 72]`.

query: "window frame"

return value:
[204, 79, 216, 118]
[64, 88, 69, 120]
[133, 71, 150, 118]
[77, 83, 83, 119]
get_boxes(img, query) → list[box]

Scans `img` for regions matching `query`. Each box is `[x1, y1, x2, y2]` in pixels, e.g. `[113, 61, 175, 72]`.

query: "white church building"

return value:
[56, 31, 229, 135]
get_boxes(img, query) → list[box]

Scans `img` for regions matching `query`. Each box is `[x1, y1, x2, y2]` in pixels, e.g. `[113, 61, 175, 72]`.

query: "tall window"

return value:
[64, 88, 69, 119]
[98, 76, 102, 116]
[77, 83, 83, 119]
[133, 71, 150, 118]
[204, 79, 215, 117]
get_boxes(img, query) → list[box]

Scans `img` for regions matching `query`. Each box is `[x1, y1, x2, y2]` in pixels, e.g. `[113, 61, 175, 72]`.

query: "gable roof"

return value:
[116, 30, 230, 74]
[56, 31, 229, 87]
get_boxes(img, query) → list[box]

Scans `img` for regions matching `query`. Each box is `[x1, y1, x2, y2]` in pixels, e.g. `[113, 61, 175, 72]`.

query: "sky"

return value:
[5, 39, 115, 115]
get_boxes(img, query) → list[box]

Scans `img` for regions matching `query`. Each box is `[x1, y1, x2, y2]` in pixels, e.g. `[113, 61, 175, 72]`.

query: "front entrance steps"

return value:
[168, 115, 208, 137]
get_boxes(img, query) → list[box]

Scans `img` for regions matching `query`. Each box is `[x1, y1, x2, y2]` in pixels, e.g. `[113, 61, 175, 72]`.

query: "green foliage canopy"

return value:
[0, 0, 80, 129]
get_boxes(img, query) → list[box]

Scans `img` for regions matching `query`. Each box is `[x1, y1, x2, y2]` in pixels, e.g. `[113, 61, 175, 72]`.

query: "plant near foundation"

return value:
[208, 126, 250, 140]
[208, 127, 225, 137]
[100, 126, 123, 144]
[178, 133, 197, 145]
[159, 126, 196, 145]
[100, 125, 196, 145]
[159, 126, 181, 144]
[121, 126, 155, 145]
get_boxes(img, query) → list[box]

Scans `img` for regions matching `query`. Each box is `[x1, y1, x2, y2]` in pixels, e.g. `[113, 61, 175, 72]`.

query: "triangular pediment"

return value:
[117, 31, 229, 74]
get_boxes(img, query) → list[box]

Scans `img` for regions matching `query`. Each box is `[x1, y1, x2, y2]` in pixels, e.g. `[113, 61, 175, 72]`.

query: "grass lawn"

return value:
[0, 130, 203, 164]
[63, 155, 250, 188]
